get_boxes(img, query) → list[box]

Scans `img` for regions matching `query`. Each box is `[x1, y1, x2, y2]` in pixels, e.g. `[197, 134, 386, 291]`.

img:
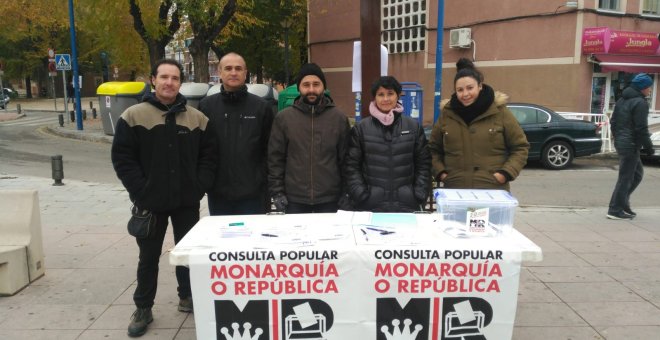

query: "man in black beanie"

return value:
[268, 63, 350, 213]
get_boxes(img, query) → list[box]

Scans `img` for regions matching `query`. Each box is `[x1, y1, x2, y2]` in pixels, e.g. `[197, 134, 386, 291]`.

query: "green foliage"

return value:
[220, 0, 307, 85]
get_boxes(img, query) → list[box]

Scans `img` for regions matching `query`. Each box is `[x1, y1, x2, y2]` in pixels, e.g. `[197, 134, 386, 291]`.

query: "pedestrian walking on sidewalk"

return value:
[111, 59, 216, 337]
[607, 73, 655, 220]
[66, 81, 74, 103]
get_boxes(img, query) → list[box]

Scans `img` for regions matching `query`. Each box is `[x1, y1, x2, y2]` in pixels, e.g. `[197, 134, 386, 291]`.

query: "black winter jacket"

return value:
[111, 93, 217, 212]
[610, 86, 653, 152]
[198, 86, 274, 200]
[268, 95, 350, 205]
[344, 114, 431, 212]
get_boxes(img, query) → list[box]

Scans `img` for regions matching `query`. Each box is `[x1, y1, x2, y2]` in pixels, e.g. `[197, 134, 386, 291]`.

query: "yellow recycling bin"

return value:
[96, 82, 149, 135]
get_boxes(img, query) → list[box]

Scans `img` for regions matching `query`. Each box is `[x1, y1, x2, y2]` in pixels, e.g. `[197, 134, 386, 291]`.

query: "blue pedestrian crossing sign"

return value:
[55, 54, 71, 71]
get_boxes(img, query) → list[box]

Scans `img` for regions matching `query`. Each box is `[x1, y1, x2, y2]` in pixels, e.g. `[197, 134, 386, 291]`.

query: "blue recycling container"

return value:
[400, 82, 423, 125]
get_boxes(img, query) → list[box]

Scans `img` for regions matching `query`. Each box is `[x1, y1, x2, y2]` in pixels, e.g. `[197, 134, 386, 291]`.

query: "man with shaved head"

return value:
[199, 52, 274, 215]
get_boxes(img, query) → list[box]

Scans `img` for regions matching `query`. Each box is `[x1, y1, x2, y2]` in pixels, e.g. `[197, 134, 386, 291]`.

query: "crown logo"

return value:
[220, 322, 263, 340]
[380, 319, 423, 340]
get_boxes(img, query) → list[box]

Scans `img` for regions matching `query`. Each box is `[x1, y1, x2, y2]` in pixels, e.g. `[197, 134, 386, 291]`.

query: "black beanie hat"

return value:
[296, 63, 327, 90]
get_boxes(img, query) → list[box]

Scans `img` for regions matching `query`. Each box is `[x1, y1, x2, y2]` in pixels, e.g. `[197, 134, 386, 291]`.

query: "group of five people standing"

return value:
[111, 54, 529, 337]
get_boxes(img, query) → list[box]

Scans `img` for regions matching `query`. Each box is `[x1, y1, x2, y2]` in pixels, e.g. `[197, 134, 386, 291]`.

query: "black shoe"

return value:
[623, 208, 637, 217]
[178, 297, 193, 313]
[606, 211, 634, 220]
[128, 307, 153, 337]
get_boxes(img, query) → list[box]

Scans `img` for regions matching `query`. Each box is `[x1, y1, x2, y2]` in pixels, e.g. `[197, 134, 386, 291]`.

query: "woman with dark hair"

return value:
[428, 58, 529, 191]
[344, 76, 431, 212]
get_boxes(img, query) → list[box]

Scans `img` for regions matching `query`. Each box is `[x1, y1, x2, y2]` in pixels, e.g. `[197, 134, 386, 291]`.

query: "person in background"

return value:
[428, 58, 529, 191]
[199, 52, 274, 215]
[111, 59, 216, 337]
[607, 73, 655, 220]
[344, 76, 430, 212]
[66, 81, 75, 103]
[268, 63, 351, 213]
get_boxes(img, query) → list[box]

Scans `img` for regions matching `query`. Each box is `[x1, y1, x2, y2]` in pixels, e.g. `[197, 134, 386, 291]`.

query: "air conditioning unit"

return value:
[449, 28, 472, 48]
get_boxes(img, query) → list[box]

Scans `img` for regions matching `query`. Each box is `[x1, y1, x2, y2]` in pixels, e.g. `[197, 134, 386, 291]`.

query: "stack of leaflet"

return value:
[219, 221, 252, 238]
[351, 212, 435, 245]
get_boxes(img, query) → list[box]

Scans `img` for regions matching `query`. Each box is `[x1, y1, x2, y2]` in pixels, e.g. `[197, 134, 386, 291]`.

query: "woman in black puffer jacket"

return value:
[344, 76, 431, 212]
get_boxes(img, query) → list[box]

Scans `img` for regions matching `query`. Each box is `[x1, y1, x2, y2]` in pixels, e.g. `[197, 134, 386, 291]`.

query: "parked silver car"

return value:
[0, 93, 9, 109]
[642, 116, 660, 162]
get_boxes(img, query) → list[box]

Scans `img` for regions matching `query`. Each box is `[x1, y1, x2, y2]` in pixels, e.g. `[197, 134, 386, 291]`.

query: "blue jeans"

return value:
[608, 149, 643, 214]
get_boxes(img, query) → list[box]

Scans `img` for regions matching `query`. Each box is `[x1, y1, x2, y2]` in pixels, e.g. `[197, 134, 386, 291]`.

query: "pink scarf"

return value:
[369, 101, 403, 126]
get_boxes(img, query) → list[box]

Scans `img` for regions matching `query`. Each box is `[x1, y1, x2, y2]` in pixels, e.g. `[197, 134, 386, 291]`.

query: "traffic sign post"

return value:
[0, 59, 5, 112]
[56, 54, 73, 120]
[55, 54, 72, 71]
[47, 48, 57, 111]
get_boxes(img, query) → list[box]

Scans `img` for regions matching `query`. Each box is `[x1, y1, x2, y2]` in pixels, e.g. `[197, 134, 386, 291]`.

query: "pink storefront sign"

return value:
[609, 30, 659, 55]
[582, 27, 660, 55]
[582, 27, 610, 54]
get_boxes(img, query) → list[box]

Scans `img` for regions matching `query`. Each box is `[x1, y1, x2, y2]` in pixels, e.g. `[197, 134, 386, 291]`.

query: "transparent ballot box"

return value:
[433, 189, 518, 237]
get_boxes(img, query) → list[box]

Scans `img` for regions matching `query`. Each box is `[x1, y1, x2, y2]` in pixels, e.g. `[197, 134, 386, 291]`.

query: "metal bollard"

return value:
[70, 110, 75, 122]
[89, 101, 93, 110]
[92, 108, 97, 119]
[17, 104, 21, 115]
[83, 109, 87, 120]
[58, 114, 64, 127]
[51, 155, 64, 186]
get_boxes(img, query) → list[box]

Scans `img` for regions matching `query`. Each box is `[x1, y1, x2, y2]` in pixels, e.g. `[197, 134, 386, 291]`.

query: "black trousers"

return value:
[133, 205, 199, 308]
[608, 149, 643, 214]
[286, 201, 338, 214]
[207, 194, 267, 215]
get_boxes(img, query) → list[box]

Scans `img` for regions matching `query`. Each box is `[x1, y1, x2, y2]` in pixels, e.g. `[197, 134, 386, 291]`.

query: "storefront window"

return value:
[591, 75, 609, 114]
[594, 72, 656, 114]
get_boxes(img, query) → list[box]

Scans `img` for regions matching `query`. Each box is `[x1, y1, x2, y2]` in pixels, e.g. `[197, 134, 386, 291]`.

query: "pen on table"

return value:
[261, 233, 279, 237]
[360, 228, 369, 241]
[366, 226, 395, 235]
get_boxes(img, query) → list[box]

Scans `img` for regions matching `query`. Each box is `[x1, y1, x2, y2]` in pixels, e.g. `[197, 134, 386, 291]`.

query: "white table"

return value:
[170, 212, 542, 340]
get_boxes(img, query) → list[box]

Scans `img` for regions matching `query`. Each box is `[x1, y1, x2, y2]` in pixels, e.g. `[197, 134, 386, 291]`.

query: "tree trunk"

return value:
[190, 40, 210, 83]
[25, 76, 32, 99]
[147, 42, 166, 71]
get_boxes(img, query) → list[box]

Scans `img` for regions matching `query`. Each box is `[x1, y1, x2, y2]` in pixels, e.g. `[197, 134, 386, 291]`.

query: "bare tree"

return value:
[129, 0, 181, 69]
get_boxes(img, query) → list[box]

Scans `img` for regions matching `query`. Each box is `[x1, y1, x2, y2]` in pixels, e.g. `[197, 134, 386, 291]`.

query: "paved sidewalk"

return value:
[1, 173, 660, 339]
[2, 98, 660, 339]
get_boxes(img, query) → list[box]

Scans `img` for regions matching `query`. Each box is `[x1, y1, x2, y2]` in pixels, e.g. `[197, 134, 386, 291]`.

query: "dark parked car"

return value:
[507, 103, 602, 170]
[424, 103, 603, 170]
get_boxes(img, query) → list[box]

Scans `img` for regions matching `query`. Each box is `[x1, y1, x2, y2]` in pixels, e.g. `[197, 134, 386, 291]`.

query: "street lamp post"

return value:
[280, 18, 293, 86]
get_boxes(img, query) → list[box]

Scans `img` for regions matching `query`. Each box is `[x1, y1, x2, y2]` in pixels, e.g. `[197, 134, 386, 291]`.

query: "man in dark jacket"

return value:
[199, 52, 274, 215]
[268, 63, 351, 213]
[111, 59, 216, 337]
[607, 73, 655, 220]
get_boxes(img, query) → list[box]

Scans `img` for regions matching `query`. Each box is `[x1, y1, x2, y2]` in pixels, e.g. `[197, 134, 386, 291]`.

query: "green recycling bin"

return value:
[277, 85, 299, 112]
[96, 82, 149, 135]
[277, 85, 330, 112]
